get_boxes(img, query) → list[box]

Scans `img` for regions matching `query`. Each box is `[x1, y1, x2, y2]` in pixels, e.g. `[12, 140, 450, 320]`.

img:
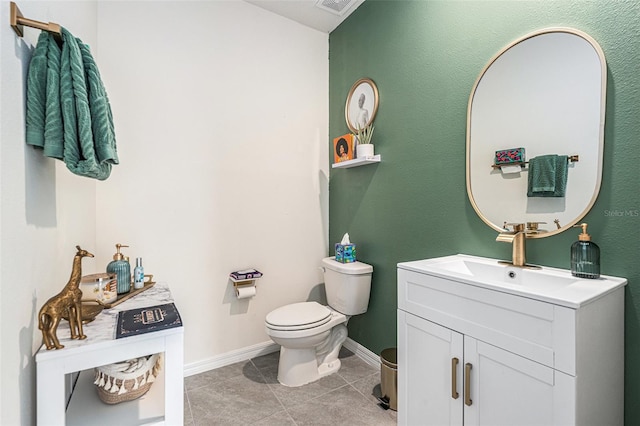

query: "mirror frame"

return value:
[466, 27, 607, 238]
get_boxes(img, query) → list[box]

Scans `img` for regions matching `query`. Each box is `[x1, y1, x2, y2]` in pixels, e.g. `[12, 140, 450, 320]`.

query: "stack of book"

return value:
[230, 269, 263, 280]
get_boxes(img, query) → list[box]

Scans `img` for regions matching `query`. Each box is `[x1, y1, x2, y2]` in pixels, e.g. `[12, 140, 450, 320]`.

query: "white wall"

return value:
[95, 2, 329, 366]
[1, 0, 327, 423]
[0, 2, 99, 424]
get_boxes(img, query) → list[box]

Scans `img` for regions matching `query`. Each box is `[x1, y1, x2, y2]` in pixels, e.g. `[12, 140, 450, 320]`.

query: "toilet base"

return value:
[276, 324, 347, 387]
[277, 347, 343, 387]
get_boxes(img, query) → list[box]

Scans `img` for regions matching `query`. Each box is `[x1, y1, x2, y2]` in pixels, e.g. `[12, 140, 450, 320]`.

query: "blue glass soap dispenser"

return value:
[571, 223, 600, 279]
[107, 243, 131, 294]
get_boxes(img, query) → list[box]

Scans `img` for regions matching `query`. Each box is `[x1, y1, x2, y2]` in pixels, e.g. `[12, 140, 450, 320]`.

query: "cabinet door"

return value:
[463, 337, 574, 426]
[398, 310, 463, 426]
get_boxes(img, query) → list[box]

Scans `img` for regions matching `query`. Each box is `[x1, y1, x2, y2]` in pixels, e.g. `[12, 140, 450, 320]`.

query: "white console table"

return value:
[35, 282, 184, 425]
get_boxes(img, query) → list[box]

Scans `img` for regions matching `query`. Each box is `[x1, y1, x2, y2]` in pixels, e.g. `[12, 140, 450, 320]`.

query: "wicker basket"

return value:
[94, 353, 162, 405]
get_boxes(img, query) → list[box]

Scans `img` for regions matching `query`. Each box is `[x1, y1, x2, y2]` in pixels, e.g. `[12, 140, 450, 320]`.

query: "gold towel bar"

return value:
[491, 154, 579, 170]
[10, 2, 61, 40]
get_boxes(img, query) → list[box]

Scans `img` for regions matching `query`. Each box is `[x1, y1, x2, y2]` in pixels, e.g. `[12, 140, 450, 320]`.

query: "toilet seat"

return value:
[265, 302, 331, 331]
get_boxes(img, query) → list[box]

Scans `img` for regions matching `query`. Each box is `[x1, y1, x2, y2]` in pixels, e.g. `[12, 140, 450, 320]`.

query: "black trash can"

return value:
[379, 347, 397, 411]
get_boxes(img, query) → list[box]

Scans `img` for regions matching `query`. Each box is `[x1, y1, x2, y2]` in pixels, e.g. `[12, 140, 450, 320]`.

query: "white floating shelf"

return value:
[332, 155, 381, 169]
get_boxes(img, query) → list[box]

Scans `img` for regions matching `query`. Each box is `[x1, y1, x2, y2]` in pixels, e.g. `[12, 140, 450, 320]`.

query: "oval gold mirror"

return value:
[466, 28, 607, 238]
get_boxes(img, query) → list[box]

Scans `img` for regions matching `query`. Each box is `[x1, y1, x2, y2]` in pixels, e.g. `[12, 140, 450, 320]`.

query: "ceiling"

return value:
[243, 0, 365, 33]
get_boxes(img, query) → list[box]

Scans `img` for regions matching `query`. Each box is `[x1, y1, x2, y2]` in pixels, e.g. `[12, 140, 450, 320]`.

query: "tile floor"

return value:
[184, 347, 397, 425]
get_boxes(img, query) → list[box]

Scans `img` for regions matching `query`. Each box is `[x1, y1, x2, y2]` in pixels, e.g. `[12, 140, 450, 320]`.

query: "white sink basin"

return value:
[398, 254, 627, 308]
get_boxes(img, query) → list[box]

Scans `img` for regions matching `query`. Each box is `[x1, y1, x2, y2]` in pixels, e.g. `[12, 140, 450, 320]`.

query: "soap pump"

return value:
[107, 244, 131, 294]
[571, 223, 600, 279]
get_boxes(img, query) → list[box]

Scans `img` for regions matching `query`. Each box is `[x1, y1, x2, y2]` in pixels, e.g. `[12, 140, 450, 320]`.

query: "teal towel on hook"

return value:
[26, 32, 64, 159]
[26, 28, 118, 180]
[527, 154, 568, 197]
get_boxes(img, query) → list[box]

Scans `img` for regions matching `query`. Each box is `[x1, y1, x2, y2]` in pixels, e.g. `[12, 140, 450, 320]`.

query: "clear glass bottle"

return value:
[571, 223, 600, 279]
[134, 257, 144, 290]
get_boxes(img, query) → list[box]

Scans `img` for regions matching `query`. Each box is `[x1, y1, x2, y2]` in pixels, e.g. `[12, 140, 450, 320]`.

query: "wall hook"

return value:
[10, 2, 62, 41]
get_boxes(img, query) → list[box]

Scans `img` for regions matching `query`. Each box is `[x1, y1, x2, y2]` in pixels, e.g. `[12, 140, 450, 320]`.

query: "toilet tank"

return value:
[321, 257, 373, 315]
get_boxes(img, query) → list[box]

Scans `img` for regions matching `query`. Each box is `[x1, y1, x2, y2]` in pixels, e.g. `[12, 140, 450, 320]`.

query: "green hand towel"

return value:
[60, 27, 118, 180]
[527, 154, 568, 197]
[26, 32, 64, 159]
[26, 27, 118, 180]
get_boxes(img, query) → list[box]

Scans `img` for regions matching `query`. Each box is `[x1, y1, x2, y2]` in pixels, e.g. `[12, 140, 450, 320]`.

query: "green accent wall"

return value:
[329, 0, 639, 423]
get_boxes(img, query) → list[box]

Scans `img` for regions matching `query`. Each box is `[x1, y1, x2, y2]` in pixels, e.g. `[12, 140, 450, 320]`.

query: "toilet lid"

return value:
[266, 302, 331, 330]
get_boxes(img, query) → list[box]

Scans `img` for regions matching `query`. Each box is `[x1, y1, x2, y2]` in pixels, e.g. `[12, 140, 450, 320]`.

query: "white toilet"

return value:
[265, 257, 373, 387]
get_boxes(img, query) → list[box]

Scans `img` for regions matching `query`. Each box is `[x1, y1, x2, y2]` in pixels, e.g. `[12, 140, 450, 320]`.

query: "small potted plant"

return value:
[355, 123, 375, 158]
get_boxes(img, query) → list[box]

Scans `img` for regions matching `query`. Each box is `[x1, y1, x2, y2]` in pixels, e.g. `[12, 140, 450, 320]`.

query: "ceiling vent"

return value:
[315, 0, 357, 16]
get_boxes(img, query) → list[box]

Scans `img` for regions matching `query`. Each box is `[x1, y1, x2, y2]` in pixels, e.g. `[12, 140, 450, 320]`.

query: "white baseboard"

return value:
[183, 338, 380, 377]
[343, 338, 380, 368]
[183, 341, 279, 377]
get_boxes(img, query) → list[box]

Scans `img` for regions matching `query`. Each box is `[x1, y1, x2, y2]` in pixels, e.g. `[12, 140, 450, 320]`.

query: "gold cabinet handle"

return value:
[451, 357, 459, 399]
[464, 363, 472, 406]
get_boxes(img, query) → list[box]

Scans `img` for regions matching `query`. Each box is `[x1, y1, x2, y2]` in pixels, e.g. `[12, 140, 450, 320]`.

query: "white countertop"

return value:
[35, 281, 179, 362]
[398, 254, 628, 308]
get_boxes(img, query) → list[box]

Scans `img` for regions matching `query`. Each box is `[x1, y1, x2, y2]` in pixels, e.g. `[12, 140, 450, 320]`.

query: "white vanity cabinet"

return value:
[399, 311, 573, 425]
[397, 255, 626, 426]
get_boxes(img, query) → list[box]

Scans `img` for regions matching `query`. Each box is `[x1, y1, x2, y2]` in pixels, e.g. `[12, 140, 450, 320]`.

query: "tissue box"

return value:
[335, 243, 356, 263]
[495, 148, 525, 165]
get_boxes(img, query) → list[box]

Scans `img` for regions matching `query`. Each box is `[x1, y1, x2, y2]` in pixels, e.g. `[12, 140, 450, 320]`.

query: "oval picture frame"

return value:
[345, 78, 379, 133]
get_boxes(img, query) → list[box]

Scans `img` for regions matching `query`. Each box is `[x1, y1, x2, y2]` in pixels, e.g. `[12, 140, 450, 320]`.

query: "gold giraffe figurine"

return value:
[38, 246, 94, 350]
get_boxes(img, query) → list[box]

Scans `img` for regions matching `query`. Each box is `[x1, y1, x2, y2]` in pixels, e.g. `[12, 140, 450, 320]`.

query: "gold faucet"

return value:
[496, 223, 528, 266]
